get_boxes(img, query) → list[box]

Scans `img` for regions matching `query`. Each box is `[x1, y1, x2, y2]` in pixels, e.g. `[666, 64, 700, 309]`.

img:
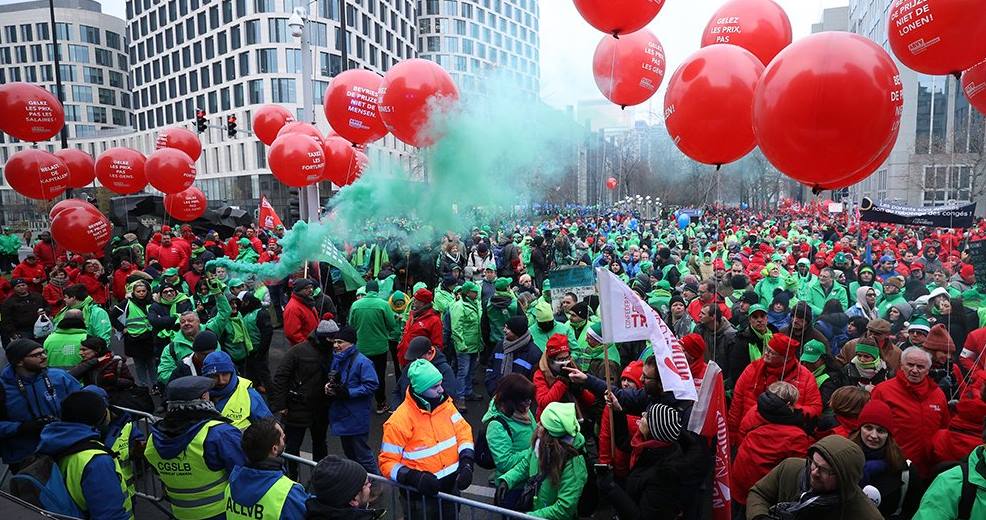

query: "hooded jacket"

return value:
[746, 435, 883, 520]
[349, 292, 398, 357]
[728, 357, 822, 445]
[804, 280, 850, 318]
[397, 305, 444, 367]
[0, 366, 81, 463]
[871, 370, 950, 478]
[499, 423, 587, 519]
[481, 399, 536, 481]
[53, 295, 112, 344]
[42, 324, 87, 369]
[283, 293, 318, 346]
[35, 421, 132, 520]
[225, 462, 308, 520]
[327, 344, 379, 436]
[393, 349, 458, 409]
[930, 396, 986, 464]
[269, 337, 331, 427]
[484, 333, 540, 395]
[912, 445, 986, 520]
[203, 351, 273, 428]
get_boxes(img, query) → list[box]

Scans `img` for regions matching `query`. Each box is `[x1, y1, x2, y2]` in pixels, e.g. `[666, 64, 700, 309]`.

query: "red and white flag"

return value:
[687, 362, 731, 520]
[258, 195, 283, 230]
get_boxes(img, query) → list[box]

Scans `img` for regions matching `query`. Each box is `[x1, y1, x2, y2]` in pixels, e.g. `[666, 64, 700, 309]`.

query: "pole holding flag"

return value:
[258, 195, 284, 230]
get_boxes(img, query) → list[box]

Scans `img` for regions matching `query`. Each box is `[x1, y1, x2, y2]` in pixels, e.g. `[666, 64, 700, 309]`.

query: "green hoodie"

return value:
[53, 296, 112, 344]
[450, 295, 483, 354]
[481, 400, 535, 482]
[913, 445, 986, 520]
[754, 265, 785, 307]
[156, 295, 231, 383]
[43, 327, 87, 368]
[349, 292, 398, 356]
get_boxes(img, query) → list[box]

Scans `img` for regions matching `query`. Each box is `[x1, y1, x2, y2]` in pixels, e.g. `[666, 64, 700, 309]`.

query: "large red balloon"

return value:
[700, 0, 793, 66]
[49, 198, 96, 219]
[573, 0, 666, 36]
[815, 136, 897, 191]
[155, 127, 202, 161]
[268, 134, 325, 187]
[753, 33, 901, 187]
[963, 59, 986, 115]
[887, 0, 986, 76]
[252, 105, 295, 145]
[277, 121, 325, 147]
[0, 82, 64, 142]
[95, 148, 148, 194]
[54, 149, 96, 189]
[3, 149, 70, 200]
[321, 137, 359, 186]
[606, 177, 618, 190]
[378, 59, 459, 148]
[50, 206, 112, 255]
[164, 187, 207, 221]
[664, 45, 764, 166]
[324, 70, 388, 145]
[146, 148, 197, 194]
[592, 29, 665, 108]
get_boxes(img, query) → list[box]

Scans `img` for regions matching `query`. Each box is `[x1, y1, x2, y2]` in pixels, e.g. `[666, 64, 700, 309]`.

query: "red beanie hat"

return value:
[413, 288, 434, 305]
[858, 400, 894, 431]
[961, 263, 975, 281]
[680, 333, 707, 360]
[766, 333, 800, 358]
[545, 333, 570, 358]
[621, 360, 644, 388]
[923, 324, 955, 354]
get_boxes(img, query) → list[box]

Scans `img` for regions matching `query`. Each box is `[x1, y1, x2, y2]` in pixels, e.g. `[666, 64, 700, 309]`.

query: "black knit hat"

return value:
[405, 336, 432, 361]
[5, 338, 43, 365]
[570, 302, 590, 321]
[61, 391, 108, 427]
[311, 455, 367, 507]
[669, 295, 686, 308]
[506, 315, 529, 336]
[334, 326, 357, 345]
[193, 330, 220, 352]
[80, 336, 108, 355]
[644, 403, 682, 443]
[740, 290, 759, 305]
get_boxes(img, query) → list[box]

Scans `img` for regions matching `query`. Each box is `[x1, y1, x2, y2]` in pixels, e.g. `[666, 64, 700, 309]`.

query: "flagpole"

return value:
[596, 269, 617, 463]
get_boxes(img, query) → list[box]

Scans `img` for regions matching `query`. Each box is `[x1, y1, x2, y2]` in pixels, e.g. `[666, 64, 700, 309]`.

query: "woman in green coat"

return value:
[482, 374, 536, 498]
[496, 401, 588, 520]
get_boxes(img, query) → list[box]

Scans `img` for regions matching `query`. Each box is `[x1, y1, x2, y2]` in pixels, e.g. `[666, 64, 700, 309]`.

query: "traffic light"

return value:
[195, 109, 207, 133]
[226, 115, 237, 138]
[288, 188, 300, 223]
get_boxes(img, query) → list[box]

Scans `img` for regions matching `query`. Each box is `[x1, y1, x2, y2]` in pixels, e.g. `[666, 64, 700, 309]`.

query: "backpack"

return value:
[474, 415, 511, 470]
[957, 453, 980, 520]
[11, 439, 114, 517]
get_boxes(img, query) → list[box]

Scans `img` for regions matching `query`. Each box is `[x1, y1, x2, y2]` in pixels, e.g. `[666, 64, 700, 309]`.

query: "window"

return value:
[24, 66, 37, 82]
[257, 48, 277, 73]
[88, 106, 107, 124]
[239, 51, 249, 75]
[83, 66, 103, 84]
[269, 18, 287, 43]
[254, 0, 274, 13]
[59, 64, 76, 81]
[219, 31, 228, 54]
[68, 44, 89, 63]
[99, 88, 114, 105]
[213, 62, 222, 84]
[40, 64, 52, 81]
[72, 85, 93, 102]
[4, 25, 17, 43]
[915, 75, 948, 154]
[222, 0, 233, 24]
[225, 56, 235, 80]
[95, 48, 113, 66]
[55, 23, 71, 41]
[20, 24, 33, 41]
[112, 109, 127, 126]
[234, 83, 244, 107]
[286, 48, 302, 73]
[35, 23, 49, 40]
[231, 26, 241, 48]
[64, 104, 80, 122]
[248, 79, 264, 103]
[923, 165, 974, 206]
[201, 65, 210, 88]
[272, 78, 296, 103]
[75, 125, 96, 138]
[15, 46, 27, 63]
[81, 25, 100, 44]
[30, 44, 43, 62]
[245, 20, 260, 44]
[209, 5, 220, 29]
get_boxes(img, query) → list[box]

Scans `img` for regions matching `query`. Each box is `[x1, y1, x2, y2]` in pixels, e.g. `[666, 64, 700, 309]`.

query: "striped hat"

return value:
[644, 403, 683, 443]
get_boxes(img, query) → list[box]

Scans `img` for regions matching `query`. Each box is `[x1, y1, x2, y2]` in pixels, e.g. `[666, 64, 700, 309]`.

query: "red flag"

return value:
[258, 195, 283, 230]
[687, 362, 731, 520]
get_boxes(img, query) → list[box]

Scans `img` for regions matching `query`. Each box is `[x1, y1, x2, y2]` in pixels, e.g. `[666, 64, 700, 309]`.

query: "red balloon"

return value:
[95, 147, 148, 194]
[164, 187, 207, 221]
[277, 122, 325, 147]
[53, 149, 96, 189]
[50, 206, 112, 255]
[155, 127, 202, 161]
[753, 33, 902, 187]
[378, 59, 459, 148]
[700, 0, 793, 66]
[49, 198, 96, 219]
[146, 148, 197, 194]
[664, 45, 764, 166]
[606, 177, 618, 190]
[0, 82, 64, 142]
[592, 29, 665, 108]
[3, 149, 70, 200]
[815, 138, 897, 191]
[573, 0, 666, 36]
[324, 70, 388, 145]
[963, 59, 986, 115]
[888, 0, 986, 76]
[321, 136, 359, 186]
[268, 134, 325, 187]
[252, 105, 295, 145]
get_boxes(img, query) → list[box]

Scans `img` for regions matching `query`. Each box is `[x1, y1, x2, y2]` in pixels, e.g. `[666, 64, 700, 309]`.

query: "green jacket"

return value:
[804, 281, 850, 317]
[43, 328, 88, 369]
[450, 296, 483, 354]
[220, 314, 253, 362]
[433, 287, 455, 315]
[348, 293, 397, 356]
[793, 272, 817, 303]
[486, 292, 519, 346]
[53, 296, 112, 344]
[876, 292, 906, 318]
[500, 432, 588, 520]
[848, 281, 884, 305]
[754, 276, 785, 307]
[530, 321, 577, 353]
[961, 287, 986, 311]
[156, 295, 231, 383]
[913, 445, 986, 520]
[481, 400, 535, 482]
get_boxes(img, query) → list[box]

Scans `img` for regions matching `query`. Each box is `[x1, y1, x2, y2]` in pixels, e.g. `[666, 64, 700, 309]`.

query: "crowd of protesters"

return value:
[1, 199, 986, 519]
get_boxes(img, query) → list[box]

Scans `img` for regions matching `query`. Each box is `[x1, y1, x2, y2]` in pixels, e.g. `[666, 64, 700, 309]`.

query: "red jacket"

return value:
[728, 359, 822, 445]
[183, 271, 203, 293]
[156, 244, 188, 271]
[0, 277, 12, 304]
[396, 307, 444, 367]
[112, 267, 136, 301]
[533, 368, 595, 421]
[144, 235, 161, 266]
[225, 237, 241, 259]
[871, 371, 950, 478]
[12, 261, 47, 293]
[77, 272, 108, 305]
[42, 283, 64, 315]
[930, 397, 986, 464]
[598, 405, 640, 479]
[960, 327, 986, 377]
[814, 414, 861, 440]
[732, 408, 813, 505]
[33, 241, 62, 270]
[283, 294, 317, 345]
[687, 296, 732, 323]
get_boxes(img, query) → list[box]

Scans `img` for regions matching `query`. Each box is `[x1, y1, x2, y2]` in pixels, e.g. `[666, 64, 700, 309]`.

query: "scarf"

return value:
[500, 331, 533, 377]
[851, 356, 883, 380]
[49, 276, 68, 289]
[749, 326, 772, 362]
[769, 465, 842, 518]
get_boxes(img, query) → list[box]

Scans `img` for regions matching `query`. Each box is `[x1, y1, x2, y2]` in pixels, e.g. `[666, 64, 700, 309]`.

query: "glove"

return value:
[455, 458, 474, 490]
[401, 468, 441, 497]
[18, 417, 54, 436]
[494, 480, 509, 506]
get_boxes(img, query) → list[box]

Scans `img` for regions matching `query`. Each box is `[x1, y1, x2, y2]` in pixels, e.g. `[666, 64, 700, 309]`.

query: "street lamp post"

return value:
[289, 7, 320, 222]
[47, 0, 69, 152]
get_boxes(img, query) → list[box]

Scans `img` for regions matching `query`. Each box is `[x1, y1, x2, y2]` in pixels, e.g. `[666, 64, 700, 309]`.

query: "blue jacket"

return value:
[0, 366, 81, 464]
[226, 465, 308, 520]
[36, 421, 131, 520]
[328, 345, 379, 436]
[484, 335, 541, 395]
[204, 351, 274, 424]
[148, 419, 246, 474]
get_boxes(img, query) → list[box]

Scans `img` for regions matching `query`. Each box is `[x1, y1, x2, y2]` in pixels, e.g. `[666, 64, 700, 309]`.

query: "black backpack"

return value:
[957, 453, 980, 520]
[474, 415, 511, 470]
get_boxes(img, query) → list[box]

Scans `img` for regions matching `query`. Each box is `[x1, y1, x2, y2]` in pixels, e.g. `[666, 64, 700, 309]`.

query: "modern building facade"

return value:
[416, 0, 540, 97]
[0, 0, 136, 225]
[848, 0, 986, 211]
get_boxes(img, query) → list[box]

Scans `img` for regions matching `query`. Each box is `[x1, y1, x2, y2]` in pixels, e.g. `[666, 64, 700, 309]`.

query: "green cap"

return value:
[748, 304, 768, 316]
[800, 340, 826, 363]
[833, 252, 848, 264]
[908, 317, 930, 333]
[494, 277, 512, 291]
[534, 300, 554, 323]
[539, 402, 580, 438]
[407, 359, 443, 394]
[163, 267, 179, 277]
[542, 279, 551, 291]
[460, 281, 480, 295]
[656, 280, 671, 291]
[356, 286, 367, 296]
[228, 278, 244, 287]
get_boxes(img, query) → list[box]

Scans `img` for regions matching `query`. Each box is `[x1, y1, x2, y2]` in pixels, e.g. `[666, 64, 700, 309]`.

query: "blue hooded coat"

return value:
[202, 351, 273, 425]
[225, 465, 309, 520]
[328, 344, 379, 436]
[0, 366, 81, 463]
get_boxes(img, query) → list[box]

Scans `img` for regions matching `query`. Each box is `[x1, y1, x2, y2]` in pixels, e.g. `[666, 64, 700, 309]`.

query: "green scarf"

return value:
[749, 327, 772, 362]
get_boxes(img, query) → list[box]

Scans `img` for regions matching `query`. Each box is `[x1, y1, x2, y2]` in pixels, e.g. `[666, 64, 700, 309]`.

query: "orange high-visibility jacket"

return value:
[379, 390, 474, 481]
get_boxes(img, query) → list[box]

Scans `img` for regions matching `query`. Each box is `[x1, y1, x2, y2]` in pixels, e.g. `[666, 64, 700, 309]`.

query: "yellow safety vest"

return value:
[144, 420, 229, 520]
[110, 421, 137, 495]
[223, 473, 296, 519]
[61, 447, 134, 519]
[217, 377, 255, 430]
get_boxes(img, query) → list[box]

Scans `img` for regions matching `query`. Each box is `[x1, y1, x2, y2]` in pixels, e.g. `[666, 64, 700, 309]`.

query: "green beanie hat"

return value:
[412, 281, 427, 294]
[407, 359, 443, 394]
[534, 301, 554, 323]
[495, 277, 512, 291]
[542, 279, 551, 291]
[856, 340, 881, 360]
[639, 261, 653, 274]
[540, 402, 580, 438]
[460, 281, 480, 295]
